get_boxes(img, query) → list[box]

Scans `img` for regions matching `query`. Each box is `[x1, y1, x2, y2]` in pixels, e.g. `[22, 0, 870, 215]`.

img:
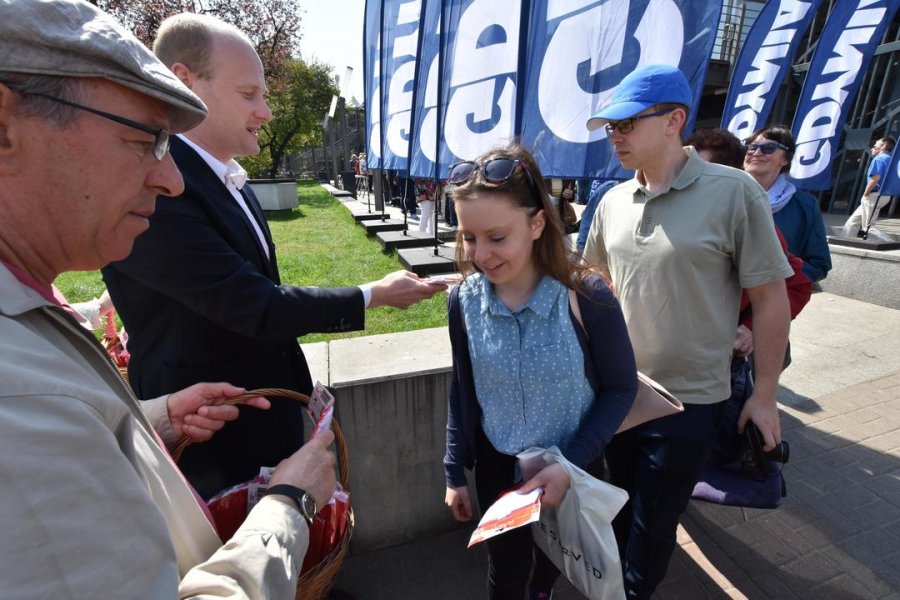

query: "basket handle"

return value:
[170, 387, 350, 491]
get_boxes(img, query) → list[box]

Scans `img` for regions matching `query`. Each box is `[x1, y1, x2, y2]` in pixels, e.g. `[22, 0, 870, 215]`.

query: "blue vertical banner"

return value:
[881, 149, 900, 196]
[789, 0, 899, 190]
[380, 0, 424, 170]
[722, 0, 823, 141]
[433, 0, 529, 179]
[409, 0, 441, 178]
[519, 0, 721, 180]
[364, 0, 383, 169]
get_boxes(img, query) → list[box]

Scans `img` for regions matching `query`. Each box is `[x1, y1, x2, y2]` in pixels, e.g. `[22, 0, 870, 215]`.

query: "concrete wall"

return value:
[819, 244, 900, 310]
[248, 180, 299, 211]
[303, 328, 464, 553]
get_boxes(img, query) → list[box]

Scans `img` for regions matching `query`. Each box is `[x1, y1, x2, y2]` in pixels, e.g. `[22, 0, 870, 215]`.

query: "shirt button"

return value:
[645, 218, 652, 223]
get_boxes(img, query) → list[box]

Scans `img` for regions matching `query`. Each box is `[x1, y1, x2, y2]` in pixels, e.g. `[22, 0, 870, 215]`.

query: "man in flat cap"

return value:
[101, 12, 445, 499]
[583, 64, 792, 598]
[0, 0, 337, 596]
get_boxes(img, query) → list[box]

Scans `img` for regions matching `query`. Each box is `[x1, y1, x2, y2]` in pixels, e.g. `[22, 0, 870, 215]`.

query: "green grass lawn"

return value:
[55, 180, 448, 343]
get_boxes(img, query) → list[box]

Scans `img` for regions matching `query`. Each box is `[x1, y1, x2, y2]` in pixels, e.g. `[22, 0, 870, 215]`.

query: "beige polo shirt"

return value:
[584, 148, 792, 404]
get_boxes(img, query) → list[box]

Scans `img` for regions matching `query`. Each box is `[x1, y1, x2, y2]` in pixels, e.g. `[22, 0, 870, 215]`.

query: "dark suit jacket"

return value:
[102, 136, 364, 498]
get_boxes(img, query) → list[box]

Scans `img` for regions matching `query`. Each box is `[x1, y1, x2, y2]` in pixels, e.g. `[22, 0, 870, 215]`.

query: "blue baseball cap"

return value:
[586, 64, 692, 131]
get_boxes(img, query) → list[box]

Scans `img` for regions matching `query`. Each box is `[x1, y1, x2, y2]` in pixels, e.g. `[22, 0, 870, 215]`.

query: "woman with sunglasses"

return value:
[743, 125, 832, 283]
[443, 143, 637, 600]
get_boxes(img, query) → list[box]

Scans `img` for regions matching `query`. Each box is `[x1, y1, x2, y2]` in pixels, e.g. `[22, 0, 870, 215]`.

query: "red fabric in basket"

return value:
[207, 483, 249, 541]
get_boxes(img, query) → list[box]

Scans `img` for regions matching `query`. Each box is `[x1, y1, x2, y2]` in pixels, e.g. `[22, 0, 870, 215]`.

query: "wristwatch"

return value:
[263, 484, 317, 525]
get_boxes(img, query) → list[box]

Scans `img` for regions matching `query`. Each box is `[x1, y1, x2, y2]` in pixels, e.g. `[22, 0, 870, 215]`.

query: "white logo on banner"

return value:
[444, 0, 520, 160]
[369, 35, 382, 160]
[386, 1, 422, 158]
[726, 0, 815, 141]
[419, 54, 440, 163]
[538, 0, 683, 144]
[791, 1, 887, 180]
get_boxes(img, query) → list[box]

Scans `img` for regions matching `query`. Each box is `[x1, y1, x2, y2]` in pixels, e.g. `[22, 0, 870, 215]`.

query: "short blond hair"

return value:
[153, 13, 250, 79]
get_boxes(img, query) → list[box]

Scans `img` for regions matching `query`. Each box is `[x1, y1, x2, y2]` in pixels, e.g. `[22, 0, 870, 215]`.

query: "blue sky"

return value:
[297, 1, 366, 104]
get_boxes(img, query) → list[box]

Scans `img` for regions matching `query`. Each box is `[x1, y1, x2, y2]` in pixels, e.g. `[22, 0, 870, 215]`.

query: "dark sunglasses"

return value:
[27, 92, 170, 161]
[604, 107, 676, 136]
[745, 141, 789, 155]
[447, 156, 537, 192]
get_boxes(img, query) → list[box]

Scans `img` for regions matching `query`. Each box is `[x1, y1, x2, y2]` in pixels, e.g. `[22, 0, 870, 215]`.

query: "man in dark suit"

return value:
[102, 13, 444, 499]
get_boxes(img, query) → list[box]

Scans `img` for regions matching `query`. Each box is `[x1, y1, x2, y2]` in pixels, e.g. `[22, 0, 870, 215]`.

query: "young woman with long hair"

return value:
[443, 143, 637, 600]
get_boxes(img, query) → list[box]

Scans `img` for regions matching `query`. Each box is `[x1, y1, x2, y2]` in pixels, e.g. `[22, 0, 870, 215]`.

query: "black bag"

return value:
[691, 358, 788, 509]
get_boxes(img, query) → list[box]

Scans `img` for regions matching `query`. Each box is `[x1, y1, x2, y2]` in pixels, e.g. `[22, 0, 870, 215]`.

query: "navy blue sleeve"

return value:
[576, 181, 616, 250]
[444, 285, 475, 488]
[563, 275, 638, 469]
[795, 192, 832, 283]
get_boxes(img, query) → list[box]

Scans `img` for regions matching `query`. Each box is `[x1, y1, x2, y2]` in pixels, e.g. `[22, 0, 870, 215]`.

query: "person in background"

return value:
[582, 65, 792, 599]
[444, 143, 637, 600]
[576, 177, 592, 204]
[397, 169, 418, 217]
[841, 136, 896, 241]
[102, 13, 445, 499]
[575, 179, 617, 254]
[416, 177, 438, 232]
[0, 1, 336, 596]
[69, 288, 115, 331]
[443, 184, 458, 229]
[687, 126, 812, 392]
[556, 178, 579, 235]
[359, 151, 371, 191]
[743, 125, 832, 283]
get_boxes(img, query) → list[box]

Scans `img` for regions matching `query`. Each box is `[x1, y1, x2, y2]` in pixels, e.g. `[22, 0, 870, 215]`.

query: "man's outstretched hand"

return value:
[368, 270, 448, 309]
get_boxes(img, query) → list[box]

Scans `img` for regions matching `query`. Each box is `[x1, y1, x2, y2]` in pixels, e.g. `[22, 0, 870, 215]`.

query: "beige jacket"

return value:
[0, 265, 308, 599]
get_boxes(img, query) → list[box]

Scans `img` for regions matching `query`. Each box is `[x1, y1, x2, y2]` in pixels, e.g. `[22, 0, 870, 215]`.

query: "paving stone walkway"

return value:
[334, 370, 900, 599]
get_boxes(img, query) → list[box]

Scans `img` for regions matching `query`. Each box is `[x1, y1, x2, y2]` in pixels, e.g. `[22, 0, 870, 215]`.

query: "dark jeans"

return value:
[605, 401, 725, 599]
[445, 195, 458, 226]
[474, 429, 559, 600]
[398, 176, 418, 215]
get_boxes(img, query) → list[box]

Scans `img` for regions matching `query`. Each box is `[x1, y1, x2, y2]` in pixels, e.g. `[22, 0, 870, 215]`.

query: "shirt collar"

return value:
[176, 134, 245, 187]
[477, 273, 559, 319]
[634, 146, 705, 197]
[0, 259, 59, 306]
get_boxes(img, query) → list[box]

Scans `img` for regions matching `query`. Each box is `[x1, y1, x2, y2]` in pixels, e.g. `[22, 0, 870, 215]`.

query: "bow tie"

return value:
[224, 161, 248, 190]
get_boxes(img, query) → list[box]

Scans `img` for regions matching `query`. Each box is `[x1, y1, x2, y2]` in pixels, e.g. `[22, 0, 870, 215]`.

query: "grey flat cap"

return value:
[0, 0, 206, 133]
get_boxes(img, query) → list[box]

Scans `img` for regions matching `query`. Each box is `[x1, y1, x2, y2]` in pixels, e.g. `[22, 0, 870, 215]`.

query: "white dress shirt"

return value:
[175, 135, 374, 307]
[177, 134, 270, 259]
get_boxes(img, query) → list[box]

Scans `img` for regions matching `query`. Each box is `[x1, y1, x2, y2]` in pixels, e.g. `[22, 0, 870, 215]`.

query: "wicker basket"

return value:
[172, 388, 353, 600]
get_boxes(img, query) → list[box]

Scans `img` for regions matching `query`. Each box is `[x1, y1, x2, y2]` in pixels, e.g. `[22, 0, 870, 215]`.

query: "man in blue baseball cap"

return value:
[583, 64, 792, 599]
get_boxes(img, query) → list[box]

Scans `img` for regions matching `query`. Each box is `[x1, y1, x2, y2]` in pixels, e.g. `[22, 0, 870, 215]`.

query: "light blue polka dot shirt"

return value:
[459, 273, 595, 455]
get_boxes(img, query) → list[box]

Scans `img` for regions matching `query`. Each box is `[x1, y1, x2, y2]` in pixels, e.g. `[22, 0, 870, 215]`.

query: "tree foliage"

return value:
[242, 59, 338, 178]
[93, 0, 330, 177]
[91, 0, 302, 85]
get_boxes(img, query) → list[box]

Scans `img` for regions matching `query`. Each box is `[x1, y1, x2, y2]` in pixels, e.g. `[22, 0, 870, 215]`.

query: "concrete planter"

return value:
[246, 179, 298, 211]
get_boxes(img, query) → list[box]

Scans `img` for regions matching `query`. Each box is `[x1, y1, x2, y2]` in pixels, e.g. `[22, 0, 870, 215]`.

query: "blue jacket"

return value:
[444, 274, 637, 487]
[772, 190, 832, 283]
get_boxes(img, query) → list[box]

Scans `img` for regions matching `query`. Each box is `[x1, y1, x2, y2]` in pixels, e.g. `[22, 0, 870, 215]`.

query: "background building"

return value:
[698, 0, 900, 216]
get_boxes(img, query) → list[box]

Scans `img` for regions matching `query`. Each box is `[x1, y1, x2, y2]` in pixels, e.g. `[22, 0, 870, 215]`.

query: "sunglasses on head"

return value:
[745, 141, 789, 155]
[447, 156, 537, 192]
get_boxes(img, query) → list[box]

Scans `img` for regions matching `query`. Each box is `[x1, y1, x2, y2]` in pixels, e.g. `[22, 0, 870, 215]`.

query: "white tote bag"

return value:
[519, 447, 628, 600]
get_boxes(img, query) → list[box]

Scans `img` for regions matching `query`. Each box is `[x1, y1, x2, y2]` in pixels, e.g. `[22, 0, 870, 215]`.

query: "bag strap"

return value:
[449, 283, 466, 334]
[568, 288, 586, 338]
